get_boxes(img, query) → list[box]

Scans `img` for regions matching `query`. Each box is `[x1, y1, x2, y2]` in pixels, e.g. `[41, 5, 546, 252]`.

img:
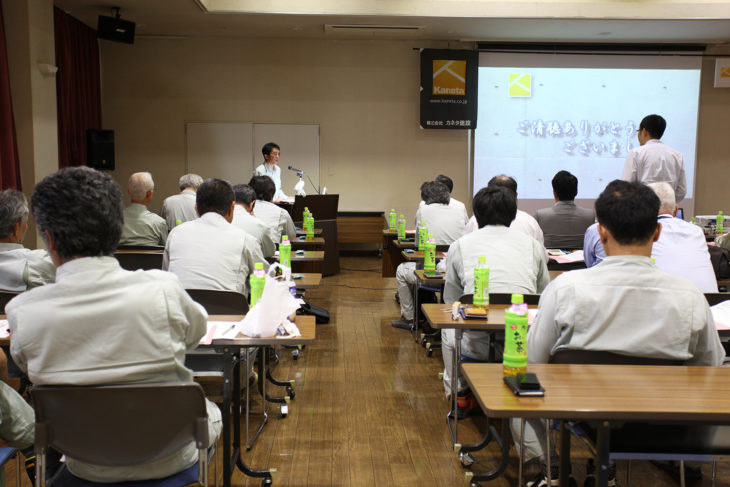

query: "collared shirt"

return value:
[584, 216, 717, 292]
[622, 139, 687, 202]
[415, 203, 470, 245]
[0, 243, 55, 291]
[583, 223, 605, 267]
[463, 210, 545, 247]
[253, 200, 297, 244]
[120, 203, 168, 247]
[254, 163, 287, 200]
[161, 189, 198, 231]
[444, 225, 550, 359]
[418, 197, 468, 220]
[535, 201, 595, 249]
[527, 255, 724, 366]
[652, 214, 717, 292]
[7, 256, 214, 481]
[164, 212, 267, 297]
[231, 205, 276, 258]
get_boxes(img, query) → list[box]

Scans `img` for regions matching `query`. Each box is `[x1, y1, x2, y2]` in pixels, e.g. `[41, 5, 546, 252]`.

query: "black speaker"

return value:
[86, 129, 115, 171]
[97, 15, 135, 45]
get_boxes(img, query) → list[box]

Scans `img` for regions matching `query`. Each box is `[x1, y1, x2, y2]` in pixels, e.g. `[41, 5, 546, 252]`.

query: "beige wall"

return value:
[100, 37, 469, 223]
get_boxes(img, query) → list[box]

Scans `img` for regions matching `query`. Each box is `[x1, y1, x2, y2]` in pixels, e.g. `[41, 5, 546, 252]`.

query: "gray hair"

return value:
[179, 173, 203, 191]
[0, 189, 29, 239]
[128, 172, 154, 201]
[647, 182, 676, 215]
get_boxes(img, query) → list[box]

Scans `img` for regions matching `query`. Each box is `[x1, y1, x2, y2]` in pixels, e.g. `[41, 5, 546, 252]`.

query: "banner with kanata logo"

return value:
[420, 49, 478, 129]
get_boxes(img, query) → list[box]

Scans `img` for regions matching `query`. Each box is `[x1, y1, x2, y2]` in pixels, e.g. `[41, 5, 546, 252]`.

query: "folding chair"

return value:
[113, 252, 163, 271]
[30, 382, 214, 487]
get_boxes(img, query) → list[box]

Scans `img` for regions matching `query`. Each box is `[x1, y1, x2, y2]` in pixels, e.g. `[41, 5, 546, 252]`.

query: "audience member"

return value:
[463, 175, 545, 246]
[161, 173, 203, 231]
[621, 114, 686, 203]
[418, 174, 468, 219]
[232, 184, 276, 258]
[535, 170, 594, 248]
[0, 189, 54, 291]
[119, 172, 167, 247]
[253, 142, 288, 202]
[248, 175, 296, 243]
[442, 185, 549, 410]
[392, 181, 469, 329]
[522, 179, 723, 486]
[7, 167, 221, 482]
[164, 178, 267, 296]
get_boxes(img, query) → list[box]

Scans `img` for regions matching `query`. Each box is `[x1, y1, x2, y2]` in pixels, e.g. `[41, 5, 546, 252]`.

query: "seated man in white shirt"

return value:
[0, 189, 54, 291]
[7, 166, 221, 483]
[463, 175, 545, 247]
[119, 172, 168, 247]
[248, 175, 296, 244]
[442, 185, 549, 411]
[418, 174, 468, 220]
[164, 178, 267, 297]
[392, 181, 469, 330]
[232, 184, 276, 258]
[522, 180, 724, 487]
[161, 173, 203, 231]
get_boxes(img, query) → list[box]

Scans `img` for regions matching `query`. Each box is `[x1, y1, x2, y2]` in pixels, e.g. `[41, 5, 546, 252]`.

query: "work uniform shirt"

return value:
[120, 203, 168, 247]
[161, 189, 198, 231]
[164, 212, 267, 297]
[464, 210, 545, 247]
[528, 255, 724, 365]
[622, 139, 687, 202]
[415, 203, 470, 245]
[444, 225, 549, 359]
[7, 256, 220, 482]
[231, 204, 276, 258]
[418, 197, 468, 220]
[254, 163, 287, 201]
[535, 201, 595, 249]
[253, 200, 297, 244]
[0, 243, 55, 291]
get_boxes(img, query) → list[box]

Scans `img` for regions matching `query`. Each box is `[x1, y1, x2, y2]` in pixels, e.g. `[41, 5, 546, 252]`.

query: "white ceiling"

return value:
[52, 0, 730, 45]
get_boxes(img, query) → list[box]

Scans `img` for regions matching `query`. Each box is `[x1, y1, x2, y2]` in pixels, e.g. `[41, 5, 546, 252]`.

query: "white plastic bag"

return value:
[236, 264, 300, 338]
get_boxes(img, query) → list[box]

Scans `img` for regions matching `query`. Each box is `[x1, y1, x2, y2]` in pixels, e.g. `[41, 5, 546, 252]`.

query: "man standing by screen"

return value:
[254, 142, 288, 202]
[621, 114, 686, 203]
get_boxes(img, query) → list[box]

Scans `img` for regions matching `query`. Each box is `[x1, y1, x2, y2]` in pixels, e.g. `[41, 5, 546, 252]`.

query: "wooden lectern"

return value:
[293, 195, 340, 276]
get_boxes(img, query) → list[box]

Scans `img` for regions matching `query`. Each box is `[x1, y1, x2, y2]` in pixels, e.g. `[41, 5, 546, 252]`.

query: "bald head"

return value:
[128, 172, 154, 203]
[647, 182, 677, 216]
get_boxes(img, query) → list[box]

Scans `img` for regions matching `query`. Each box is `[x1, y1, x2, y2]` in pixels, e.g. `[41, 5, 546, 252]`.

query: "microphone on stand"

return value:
[287, 165, 304, 176]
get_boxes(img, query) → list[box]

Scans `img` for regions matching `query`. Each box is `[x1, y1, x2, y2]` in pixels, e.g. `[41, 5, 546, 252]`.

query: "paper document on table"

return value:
[199, 321, 240, 344]
[711, 300, 730, 330]
[0, 320, 9, 338]
[550, 250, 584, 263]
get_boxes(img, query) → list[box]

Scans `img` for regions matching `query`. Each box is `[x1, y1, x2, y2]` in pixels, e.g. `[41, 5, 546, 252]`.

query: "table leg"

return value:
[447, 329, 463, 445]
[597, 421, 610, 487]
[412, 278, 419, 342]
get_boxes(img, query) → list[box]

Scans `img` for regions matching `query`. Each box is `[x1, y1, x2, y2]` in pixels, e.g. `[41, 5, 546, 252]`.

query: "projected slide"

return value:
[474, 54, 701, 199]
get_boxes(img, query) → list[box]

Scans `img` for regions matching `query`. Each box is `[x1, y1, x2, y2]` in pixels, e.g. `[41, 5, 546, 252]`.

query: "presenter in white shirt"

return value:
[253, 142, 288, 202]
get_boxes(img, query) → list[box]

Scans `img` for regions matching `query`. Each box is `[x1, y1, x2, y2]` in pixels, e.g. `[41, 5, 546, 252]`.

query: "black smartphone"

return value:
[503, 373, 545, 397]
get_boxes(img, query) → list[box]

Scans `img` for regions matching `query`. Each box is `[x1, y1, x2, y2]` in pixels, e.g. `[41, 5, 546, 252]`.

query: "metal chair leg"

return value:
[518, 418, 525, 487]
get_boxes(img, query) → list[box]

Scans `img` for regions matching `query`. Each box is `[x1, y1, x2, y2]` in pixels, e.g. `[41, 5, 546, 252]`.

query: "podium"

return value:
[292, 195, 340, 276]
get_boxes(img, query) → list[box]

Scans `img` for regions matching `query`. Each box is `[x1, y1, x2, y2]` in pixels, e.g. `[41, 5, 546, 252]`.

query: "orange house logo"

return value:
[432, 60, 466, 96]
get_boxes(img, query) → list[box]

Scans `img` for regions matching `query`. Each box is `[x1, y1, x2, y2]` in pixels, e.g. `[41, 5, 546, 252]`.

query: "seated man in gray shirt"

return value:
[232, 184, 276, 258]
[0, 189, 54, 291]
[521, 180, 724, 487]
[119, 172, 167, 247]
[248, 175, 296, 244]
[535, 170, 595, 249]
[8, 167, 221, 482]
[161, 173, 203, 231]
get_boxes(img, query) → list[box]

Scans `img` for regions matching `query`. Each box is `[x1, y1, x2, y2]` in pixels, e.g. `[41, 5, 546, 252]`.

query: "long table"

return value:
[462, 363, 730, 487]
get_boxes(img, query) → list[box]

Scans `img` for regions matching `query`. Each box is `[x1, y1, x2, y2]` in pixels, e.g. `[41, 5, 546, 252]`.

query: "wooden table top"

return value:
[276, 250, 325, 262]
[382, 229, 415, 236]
[295, 228, 323, 236]
[291, 236, 325, 246]
[414, 269, 445, 285]
[393, 239, 417, 249]
[462, 363, 730, 423]
[294, 273, 322, 289]
[421, 303, 536, 330]
[401, 250, 446, 262]
[207, 314, 316, 346]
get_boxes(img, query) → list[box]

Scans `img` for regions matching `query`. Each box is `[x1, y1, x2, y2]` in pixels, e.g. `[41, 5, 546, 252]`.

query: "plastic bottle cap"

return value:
[254, 262, 264, 270]
[427, 234, 433, 239]
[282, 235, 289, 241]
[391, 209, 395, 212]
[399, 214, 405, 218]
[478, 256, 486, 263]
[511, 294, 524, 304]
[720, 211, 724, 215]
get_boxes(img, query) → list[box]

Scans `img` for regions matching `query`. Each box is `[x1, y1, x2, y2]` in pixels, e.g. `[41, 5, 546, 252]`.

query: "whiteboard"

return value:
[185, 122, 320, 194]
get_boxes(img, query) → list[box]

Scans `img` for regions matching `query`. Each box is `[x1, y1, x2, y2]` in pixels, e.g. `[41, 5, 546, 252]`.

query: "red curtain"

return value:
[54, 7, 101, 168]
[0, 0, 22, 189]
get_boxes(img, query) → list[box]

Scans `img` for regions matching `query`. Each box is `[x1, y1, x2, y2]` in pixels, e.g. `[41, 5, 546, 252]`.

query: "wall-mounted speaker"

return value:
[97, 15, 135, 45]
[86, 129, 115, 171]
